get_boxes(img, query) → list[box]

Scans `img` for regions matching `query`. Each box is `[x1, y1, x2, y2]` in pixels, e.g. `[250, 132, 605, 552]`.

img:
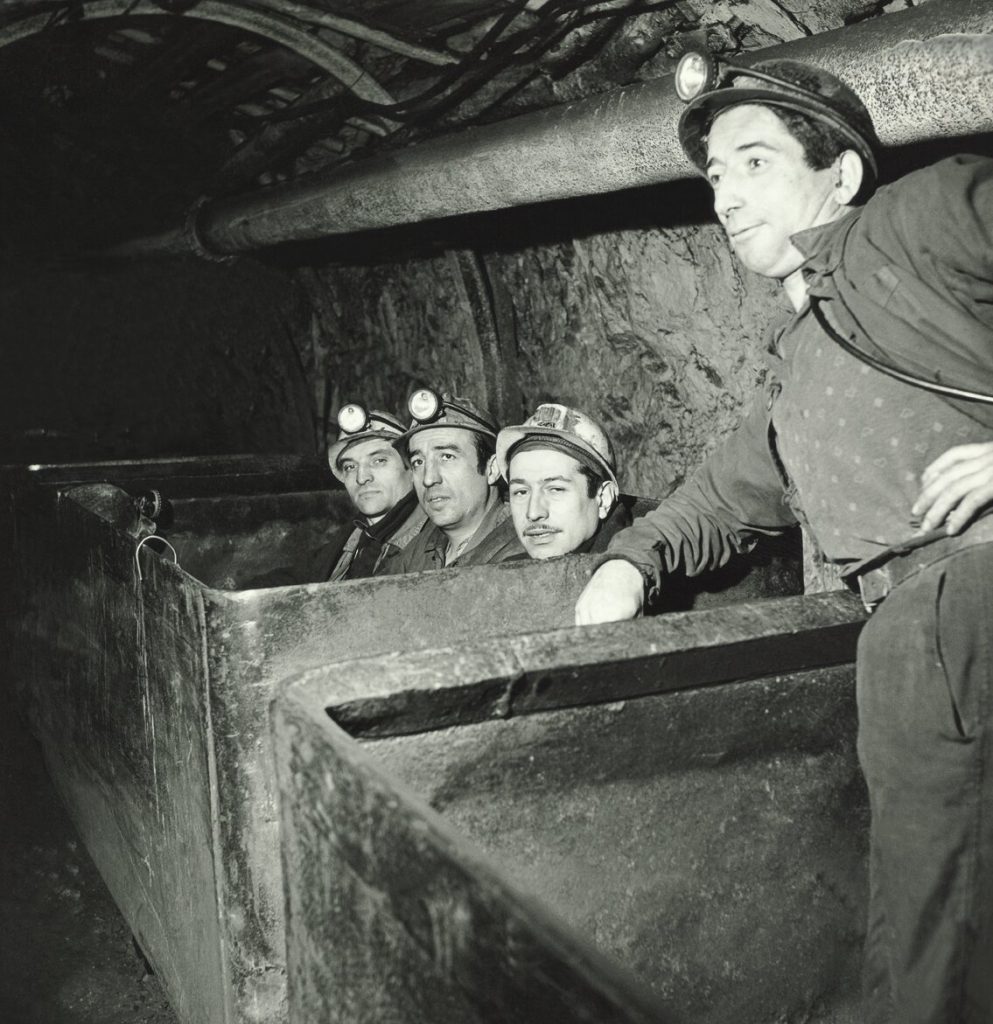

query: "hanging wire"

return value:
[810, 299, 993, 406]
[260, 0, 683, 128]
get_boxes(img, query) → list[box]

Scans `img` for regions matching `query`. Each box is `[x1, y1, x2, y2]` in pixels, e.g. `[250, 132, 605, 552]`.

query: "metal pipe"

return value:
[105, 0, 993, 258]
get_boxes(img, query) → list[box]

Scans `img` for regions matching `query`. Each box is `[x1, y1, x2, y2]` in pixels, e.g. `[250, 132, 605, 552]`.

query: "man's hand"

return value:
[913, 441, 993, 535]
[575, 559, 646, 625]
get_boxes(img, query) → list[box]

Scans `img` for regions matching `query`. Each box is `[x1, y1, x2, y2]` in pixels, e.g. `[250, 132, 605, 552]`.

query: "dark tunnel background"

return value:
[0, 1, 990, 484]
[0, 1, 991, 1022]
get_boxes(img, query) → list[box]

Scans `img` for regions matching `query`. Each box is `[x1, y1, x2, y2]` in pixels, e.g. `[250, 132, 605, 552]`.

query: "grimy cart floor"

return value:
[0, 699, 177, 1024]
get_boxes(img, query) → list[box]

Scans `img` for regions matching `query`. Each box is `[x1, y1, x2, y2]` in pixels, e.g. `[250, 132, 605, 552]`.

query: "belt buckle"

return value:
[857, 568, 890, 614]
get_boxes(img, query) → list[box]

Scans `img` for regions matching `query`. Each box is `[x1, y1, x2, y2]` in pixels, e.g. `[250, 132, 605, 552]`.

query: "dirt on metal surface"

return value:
[0, 702, 177, 1024]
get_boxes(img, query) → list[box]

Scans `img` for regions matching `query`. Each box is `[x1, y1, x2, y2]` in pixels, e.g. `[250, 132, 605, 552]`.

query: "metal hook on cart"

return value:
[134, 535, 179, 582]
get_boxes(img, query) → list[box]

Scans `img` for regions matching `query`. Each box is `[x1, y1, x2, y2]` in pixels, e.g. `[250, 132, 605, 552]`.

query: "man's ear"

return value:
[596, 480, 618, 519]
[485, 453, 501, 486]
[833, 150, 864, 206]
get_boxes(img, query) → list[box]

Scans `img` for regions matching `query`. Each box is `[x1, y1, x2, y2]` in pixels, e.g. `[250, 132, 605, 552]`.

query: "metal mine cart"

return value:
[6, 455, 865, 1024]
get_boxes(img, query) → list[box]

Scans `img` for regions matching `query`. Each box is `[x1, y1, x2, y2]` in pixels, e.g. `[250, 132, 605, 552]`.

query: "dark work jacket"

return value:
[798, 155, 993, 428]
[605, 155, 993, 589]
[387, 498, 524, 574]
[326, 489, 427, 581]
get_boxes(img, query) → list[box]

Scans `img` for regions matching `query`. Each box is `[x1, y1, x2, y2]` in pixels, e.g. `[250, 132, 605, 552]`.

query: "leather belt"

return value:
[848, 516, 993, 613]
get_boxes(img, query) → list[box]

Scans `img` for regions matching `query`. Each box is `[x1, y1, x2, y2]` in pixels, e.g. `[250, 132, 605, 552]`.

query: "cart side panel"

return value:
[195, 534, 801, 1023]
[201, 590, 292, 1024]
[368, 667, 866, 1024]
[271, 595, 868, 1024]
[195, 555, 629, 1024]
[13, 489, 230, 1024]
[273, 695, 671, 1024]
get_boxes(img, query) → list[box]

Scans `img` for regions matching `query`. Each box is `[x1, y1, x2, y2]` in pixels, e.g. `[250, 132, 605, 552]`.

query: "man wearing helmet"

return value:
[322, 405, 427, 580]
[388, 389, 524, 572]
[575, 56, 993, 1023]
[245, 406, 425, 587]
[496, 403, 631, 559]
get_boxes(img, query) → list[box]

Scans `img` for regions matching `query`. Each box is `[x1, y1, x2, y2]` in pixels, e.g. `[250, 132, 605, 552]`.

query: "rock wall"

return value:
[485, 222, 788, 496]
[291, 188, 846, 586]
[295, 192, 788, 502]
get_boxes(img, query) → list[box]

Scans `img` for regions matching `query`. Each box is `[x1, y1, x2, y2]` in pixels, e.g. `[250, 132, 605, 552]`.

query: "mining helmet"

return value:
[496, 403, 618, 487]
[396, 388, 499, 451]
[675, 51, 879, 186]
[327, 404, 406, 482]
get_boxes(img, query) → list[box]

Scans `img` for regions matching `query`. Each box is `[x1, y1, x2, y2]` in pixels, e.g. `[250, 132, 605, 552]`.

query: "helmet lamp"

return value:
[337, 403, 369, 435]
[674, 50, 717, 102]
[408, 388, 441, 424]
[675, 52, 839, 106]
[675, 53, 880, 185]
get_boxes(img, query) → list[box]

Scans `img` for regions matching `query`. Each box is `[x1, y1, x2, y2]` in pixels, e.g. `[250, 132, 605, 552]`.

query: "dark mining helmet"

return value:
[674, 50, 880, 187]
[397, 388, 499, 450]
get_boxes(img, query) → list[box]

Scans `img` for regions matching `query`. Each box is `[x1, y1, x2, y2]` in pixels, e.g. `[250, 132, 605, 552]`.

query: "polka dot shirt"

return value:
[771, 304, 989, 565]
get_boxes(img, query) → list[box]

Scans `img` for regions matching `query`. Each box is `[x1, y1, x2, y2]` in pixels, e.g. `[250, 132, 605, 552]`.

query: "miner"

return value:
[244, 405, 425, 587]
[575, 54, 993, 1023]
[388, 389, 524, 571]
[496, 403, 630, 559]
[322, 405, 427, 580]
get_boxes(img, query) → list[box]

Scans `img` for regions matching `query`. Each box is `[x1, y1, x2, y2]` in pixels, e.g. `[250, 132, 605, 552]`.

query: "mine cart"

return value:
[274, 591, 868, 1024]
[8, 463, 806, 1024]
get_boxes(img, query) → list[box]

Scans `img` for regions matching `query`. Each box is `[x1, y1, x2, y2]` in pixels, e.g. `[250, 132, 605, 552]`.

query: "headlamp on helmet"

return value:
[674, 50, 718, 102]
[406, 388, 497, 433]
[674, 50, 880, 185]
[676, 50, 836, 105]
[337, 402, 371, 435]
[408, 388, 442, 424]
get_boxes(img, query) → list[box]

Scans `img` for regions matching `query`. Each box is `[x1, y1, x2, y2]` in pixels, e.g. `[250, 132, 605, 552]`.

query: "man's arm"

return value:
[575, 398, 797, 624]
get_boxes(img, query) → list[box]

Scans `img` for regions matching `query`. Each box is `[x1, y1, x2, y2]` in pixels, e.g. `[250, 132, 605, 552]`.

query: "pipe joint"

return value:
[184, 197, 239, 263]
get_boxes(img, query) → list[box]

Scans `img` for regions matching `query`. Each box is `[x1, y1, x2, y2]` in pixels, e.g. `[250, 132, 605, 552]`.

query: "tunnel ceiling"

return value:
[0, 0, 911, 263]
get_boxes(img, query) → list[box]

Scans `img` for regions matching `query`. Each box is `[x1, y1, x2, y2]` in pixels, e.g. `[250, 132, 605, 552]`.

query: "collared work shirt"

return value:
[388, 498, 524, 574]
[329, 488, 428, 581]
[772, 304, 988, 566]
[606, 155, 993, 585]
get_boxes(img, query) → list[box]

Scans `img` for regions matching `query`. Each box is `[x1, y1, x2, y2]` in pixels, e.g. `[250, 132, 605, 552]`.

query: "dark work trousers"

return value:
[857, 542, 993, 1024]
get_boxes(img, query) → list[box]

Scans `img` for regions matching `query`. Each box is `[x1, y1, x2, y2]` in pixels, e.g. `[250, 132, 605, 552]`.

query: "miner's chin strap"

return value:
[809, 297, 993, 406]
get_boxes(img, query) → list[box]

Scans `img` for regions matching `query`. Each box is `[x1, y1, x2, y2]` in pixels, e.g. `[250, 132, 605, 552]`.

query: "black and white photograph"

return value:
[1, 1, 991, 1022]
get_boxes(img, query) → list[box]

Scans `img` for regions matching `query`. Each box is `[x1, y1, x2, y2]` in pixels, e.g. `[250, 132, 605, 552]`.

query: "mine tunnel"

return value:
[1, 1, 991, 1023]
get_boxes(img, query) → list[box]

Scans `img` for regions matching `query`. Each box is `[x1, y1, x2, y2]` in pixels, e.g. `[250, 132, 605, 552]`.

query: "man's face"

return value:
[508, 447, 604, 559]
[705, 104, 840, 280]
[337, 438, 412, 519]
[408, 426, 494, 533]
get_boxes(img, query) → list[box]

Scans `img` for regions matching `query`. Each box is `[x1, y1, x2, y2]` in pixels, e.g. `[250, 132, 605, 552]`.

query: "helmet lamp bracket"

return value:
[675, 49, 854, 109]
